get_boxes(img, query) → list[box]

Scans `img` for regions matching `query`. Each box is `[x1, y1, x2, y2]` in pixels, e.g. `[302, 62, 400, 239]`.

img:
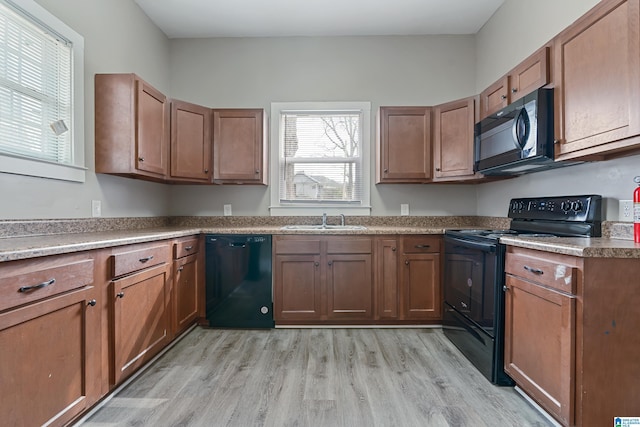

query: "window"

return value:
[270, 102, 371, 216]
[0, 0, 84, 182]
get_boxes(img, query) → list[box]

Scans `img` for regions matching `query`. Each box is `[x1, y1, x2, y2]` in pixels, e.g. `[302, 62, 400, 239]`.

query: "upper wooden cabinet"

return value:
[553, 0, 640, 161]
[479, 46, 551, 120]
[169, 100, 212, 183]
[479, 76, 509, 120]
[377, 106, 432, 183]
[433, 96, 477, 181]
[95, 74, 169, 182]
[212, 109, 267, 185]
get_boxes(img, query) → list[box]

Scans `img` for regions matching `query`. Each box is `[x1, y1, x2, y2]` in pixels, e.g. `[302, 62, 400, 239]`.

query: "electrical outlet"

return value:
[400, 203, 409, 216]
[619, 200, 633, 222]
[223, 204, 232, 216]
[91, 200, 102, 217]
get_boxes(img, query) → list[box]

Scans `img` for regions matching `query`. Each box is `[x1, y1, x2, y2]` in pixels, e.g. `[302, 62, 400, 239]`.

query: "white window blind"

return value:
[0, 0, 73, 165]
[280, 110, 363, 204]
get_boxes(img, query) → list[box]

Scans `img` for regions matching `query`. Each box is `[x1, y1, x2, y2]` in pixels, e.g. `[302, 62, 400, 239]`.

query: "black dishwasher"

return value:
[205, 235, 274, 328]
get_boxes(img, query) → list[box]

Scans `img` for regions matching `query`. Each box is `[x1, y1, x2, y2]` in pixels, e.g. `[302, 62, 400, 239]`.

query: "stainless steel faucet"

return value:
[340, 214, 345, 226]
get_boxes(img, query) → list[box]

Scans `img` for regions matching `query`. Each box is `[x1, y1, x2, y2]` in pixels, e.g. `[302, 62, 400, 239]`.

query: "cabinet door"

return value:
[510, 46, 550, 103]
[401, 253, 441, 320]
[479, 76, 509, 119]
[213, 109, 266, 184]
[173, 254, 199, 335]
[0, 287, 100, 427]
[136, 78, 168, 176]
[554, 0, 640, 160]
[112, 263, 170, 385]
[273, 255, 322, 323]
[504, 275, 575, 426]
[326, 254, 373, 320]
[433, 97, 476, 180]
[377, 107, 431, 183]
[375, 238, 399, 319]
[170, 100, 212, 182]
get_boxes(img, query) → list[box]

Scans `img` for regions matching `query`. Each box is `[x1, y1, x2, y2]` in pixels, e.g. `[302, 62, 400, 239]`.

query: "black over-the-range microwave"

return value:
[474, 88, 580, 176]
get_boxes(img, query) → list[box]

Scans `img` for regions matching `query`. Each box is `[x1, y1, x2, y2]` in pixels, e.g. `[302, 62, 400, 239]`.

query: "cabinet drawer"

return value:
[174, 237, 199, 259]
[506, 252, 577, 294]
[275, 238, 321, 255]
[401, 236, 441, 253]
[326, 238, 372, 254]
[0, 255, 94, 312]
[111, 244, 169, 278]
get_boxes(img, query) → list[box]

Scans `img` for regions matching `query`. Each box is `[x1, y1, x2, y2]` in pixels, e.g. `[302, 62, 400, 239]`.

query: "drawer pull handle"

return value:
[116, 292, 125, 298]
[139, 255, 154, 263]
[87, 299, 97, 307]
[19, 278, 55, 293]
[184, 246, 193, 251]
[415, 245, 430, 249]
[523, 265, 544, 275]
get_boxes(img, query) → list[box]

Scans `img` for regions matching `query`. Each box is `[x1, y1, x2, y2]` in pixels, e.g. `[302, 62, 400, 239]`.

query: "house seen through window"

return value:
[279, 110, 364, 205]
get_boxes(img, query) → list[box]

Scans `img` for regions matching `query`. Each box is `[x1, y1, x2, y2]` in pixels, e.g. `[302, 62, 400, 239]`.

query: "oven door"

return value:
[443, 235, 498, 332]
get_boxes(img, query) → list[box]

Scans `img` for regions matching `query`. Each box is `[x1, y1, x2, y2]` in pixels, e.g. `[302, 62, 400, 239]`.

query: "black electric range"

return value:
[442, 195, 602, 385]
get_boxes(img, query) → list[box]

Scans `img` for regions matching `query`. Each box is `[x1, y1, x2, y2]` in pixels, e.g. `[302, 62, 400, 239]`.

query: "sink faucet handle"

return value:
[340, 214, 345, 226]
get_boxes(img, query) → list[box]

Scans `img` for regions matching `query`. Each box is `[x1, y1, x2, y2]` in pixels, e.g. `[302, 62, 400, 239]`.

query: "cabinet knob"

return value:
[255, 170, 260, 174]
[328, 261, 333, 266]
[204, 169, 209, 173]
[435, 168, 441, 172]
[178, 266, 184, 272]
[384, 169, 388, 173]
[405, 260, 409, 265]
[314, 262, 319, 267]
[116, 292, 125, 299]
[391, 247, 396, 252]
[138, 157, 144, 162]
[501, 95, 507, 100]
[87, 299, 97, 307]
[503, 286, 509, 292]
[511, 88, 518, 93]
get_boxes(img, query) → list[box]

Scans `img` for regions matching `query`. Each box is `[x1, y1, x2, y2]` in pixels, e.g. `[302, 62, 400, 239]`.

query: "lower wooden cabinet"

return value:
[274, 235, 442, 325]
[504, 246, 640, 426]
[172, 236, 204, 335]
[273, 236, 373, 324]
[0, 253, 100, 427]
[111, 262, 171, 384]
[504, 274, 575, 425]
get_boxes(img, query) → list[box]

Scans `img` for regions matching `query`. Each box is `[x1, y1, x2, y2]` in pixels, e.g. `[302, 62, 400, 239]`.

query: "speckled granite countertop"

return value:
[0, 216, 638, 262]
[500, 235, 640, 258]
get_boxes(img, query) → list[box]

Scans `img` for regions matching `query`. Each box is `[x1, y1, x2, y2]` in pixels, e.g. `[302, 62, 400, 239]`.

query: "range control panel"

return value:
[508, 195, 603, 222]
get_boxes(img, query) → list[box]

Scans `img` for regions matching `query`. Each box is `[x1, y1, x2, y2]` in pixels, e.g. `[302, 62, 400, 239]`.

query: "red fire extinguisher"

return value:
[635, 176, 640, 243]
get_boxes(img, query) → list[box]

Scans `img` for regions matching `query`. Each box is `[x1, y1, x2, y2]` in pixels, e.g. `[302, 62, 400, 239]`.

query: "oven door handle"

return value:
[445, 236, 497, 253]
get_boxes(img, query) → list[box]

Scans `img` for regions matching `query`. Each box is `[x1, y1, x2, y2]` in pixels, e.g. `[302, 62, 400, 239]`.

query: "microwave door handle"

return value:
[511, 108, 530, 150]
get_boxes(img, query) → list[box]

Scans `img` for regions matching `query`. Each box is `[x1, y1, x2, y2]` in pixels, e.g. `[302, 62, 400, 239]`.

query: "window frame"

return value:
[270, 101, 371, 216]
[0, 0, 85, 182]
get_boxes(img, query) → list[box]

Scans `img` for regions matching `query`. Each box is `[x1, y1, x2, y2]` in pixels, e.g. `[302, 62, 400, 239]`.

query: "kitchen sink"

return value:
[280, 224, 367, 231]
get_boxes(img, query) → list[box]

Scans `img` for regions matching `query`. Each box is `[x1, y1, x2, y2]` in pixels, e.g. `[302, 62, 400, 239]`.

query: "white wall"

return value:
[0, 0, 172, 219]
[167, 36, 479, 216]
[475, 0, 640, 220]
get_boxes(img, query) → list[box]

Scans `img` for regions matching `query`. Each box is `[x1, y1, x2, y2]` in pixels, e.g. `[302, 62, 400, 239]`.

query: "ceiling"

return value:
[134, 0, 505, 39]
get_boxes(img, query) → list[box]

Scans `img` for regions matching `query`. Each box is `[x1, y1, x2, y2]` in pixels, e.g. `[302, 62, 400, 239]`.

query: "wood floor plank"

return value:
[80, 328, 553, 427]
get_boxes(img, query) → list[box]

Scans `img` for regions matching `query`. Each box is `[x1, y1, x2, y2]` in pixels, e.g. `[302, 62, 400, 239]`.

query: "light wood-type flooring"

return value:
[80, 328, 553, 427]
